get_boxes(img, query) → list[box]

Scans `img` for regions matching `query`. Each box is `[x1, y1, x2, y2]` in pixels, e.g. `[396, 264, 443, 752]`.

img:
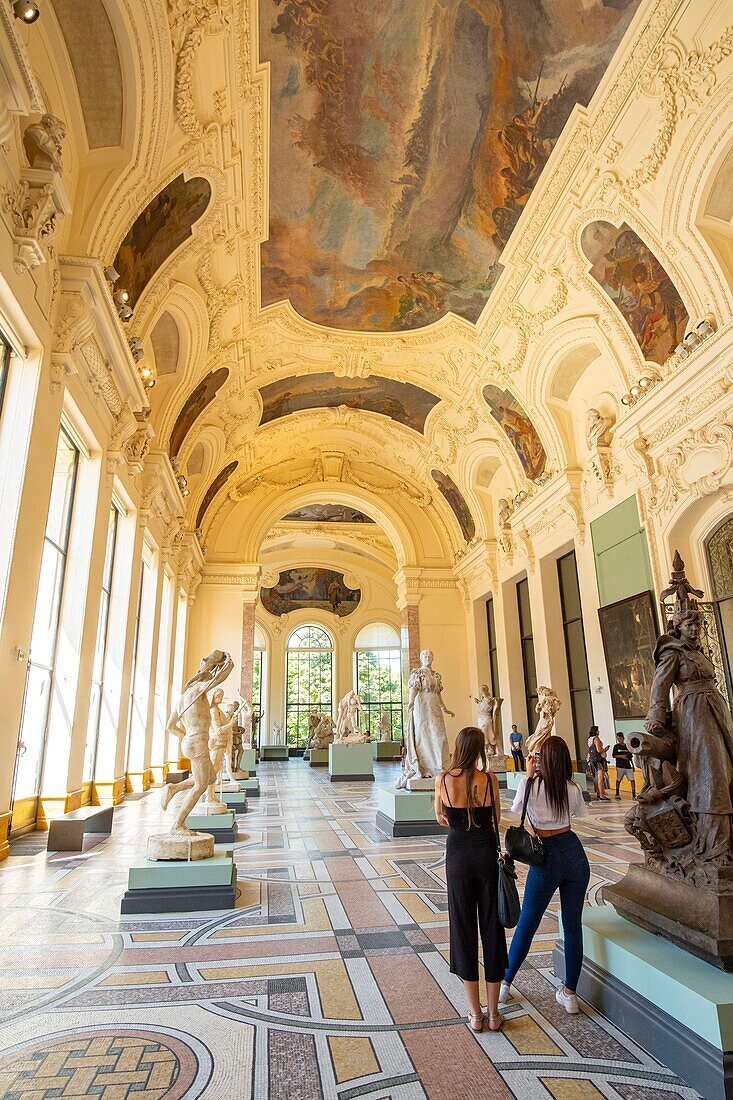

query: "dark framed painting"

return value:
[261, 568, 360, 618]
[598, 591, 658, 720]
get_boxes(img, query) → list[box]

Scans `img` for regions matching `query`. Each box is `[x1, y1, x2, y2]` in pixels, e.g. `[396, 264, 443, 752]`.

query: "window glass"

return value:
[285, 625, 333, 749]
[355, 645, 403, 740]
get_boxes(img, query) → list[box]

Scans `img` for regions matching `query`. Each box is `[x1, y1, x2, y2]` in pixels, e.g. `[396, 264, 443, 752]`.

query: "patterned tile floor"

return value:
[0, 763, 699, 1100]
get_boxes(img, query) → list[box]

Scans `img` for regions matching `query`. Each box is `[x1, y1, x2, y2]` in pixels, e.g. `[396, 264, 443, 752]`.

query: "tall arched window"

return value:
[285, 625, 333, 751]
[706, 516, 733, 701]
[354, 622, 403, 741]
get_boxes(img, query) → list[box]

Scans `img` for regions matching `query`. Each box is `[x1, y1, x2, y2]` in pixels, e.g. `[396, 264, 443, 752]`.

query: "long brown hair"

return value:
[536, 735, 573, 818]
[447, 726, 487, 828]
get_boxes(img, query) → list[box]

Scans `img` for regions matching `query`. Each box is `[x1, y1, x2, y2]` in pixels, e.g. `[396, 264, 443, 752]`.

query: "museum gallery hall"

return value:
[0, 0, 732, 1096]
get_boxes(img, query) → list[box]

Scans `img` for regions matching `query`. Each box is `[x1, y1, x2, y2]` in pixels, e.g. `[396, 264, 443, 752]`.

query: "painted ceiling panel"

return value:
[52, 0, 123, 149]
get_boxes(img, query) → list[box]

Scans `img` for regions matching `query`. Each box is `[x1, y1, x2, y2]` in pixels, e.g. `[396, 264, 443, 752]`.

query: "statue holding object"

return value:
[202, 690, 245, 809]
[474, 685, 503, 755]
[526, 686, 561, 754]
[397, 649, 453, 788]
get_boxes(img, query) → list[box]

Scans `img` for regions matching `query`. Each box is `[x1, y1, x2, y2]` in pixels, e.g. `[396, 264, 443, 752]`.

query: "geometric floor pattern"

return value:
[0, 762, 700, 1099]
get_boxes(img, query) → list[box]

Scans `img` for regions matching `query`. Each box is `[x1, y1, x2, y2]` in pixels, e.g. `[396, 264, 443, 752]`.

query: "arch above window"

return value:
[254, 623, 267, 649]
[354, 622, 400, 649]
[288, 624, 333, 649]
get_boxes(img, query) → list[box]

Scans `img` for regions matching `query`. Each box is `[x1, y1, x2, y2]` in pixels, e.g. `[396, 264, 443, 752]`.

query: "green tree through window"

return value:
[354, 623, 403, 741]
[285, 625, 333, 750]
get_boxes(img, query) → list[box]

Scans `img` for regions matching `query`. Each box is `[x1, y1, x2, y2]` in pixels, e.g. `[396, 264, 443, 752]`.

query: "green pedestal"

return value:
[221, 791, 248, 813]
[185, 811, 237, 843]
[261, 745, 288, 761]
[375, 788, 446, 838]
[121, 852, 236, 914]
[554, 904, 733, 1100]
[239, 777, 260, 797]
[328, 742, 374, 782]
[238, 748, 256, 775]
[372, 741, 402, 760]
[310, 748, 329, 767]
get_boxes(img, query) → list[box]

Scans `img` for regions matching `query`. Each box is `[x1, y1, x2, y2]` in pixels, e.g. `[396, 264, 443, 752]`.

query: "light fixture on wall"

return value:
[104, 264, 120, 283]
[13, 0, 40, 22]
[621, 369, 661, 407]
[673, 315, 716, 360]
[176, 472, 189, 497]
[129, 338, 144, 363]
[513, 489, 529, 507]
[113, 288, 132, 321]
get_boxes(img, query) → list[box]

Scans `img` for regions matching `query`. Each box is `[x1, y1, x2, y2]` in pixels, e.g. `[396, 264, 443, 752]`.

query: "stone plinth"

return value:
[486, 753, 510, 773]
[376, 788, 446, 838]
[373, 741, 402, 760]
[554, 904, 733, 1100]
[121, 852, 236, 914]
[406, 776, 435, 791]
[236, 749, 256, 775]
[238, 777, 260, 797]
[328, 742, 374, 783]
[220, 791, 248, 814]
[309, 748, 330, 767]
[146, 832, 214, 862]
[261, 745, 288, 761]
[185, 811, 237, 843]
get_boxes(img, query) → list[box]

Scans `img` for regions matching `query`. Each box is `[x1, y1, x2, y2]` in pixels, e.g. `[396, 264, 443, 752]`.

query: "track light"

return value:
[145, 377, 155, 389]
[104, 264, 120, 283]
[13, 0, 40, 23]
[118, 305, 133, 322]
[113, 289, 130, 306]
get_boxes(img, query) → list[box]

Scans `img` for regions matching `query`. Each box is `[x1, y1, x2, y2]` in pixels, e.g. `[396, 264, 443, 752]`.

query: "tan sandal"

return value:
[487, 1011, 504, 1032]
[468, 1011, 485, 1032]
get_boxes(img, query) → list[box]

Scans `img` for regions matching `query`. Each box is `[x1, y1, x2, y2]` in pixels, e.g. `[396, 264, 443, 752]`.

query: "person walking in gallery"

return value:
[499, 736, 590, 1015]
[587, 725, 610, 801]
[434, 726, 507, 1033]
[611, 732, 637, 800]
[509, 724, 525, 771]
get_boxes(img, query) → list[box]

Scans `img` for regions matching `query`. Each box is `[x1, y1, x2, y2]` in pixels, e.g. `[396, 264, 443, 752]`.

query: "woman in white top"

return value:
[499, 735, 590, 1015]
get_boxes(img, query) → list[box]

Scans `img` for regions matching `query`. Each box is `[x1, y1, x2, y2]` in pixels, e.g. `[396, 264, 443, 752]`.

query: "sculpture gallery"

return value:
[606, 554, 733, 969]
[397, 649, 453, 788]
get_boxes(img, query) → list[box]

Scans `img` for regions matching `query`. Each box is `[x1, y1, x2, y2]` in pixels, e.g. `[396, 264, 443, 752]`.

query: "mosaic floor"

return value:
[0, 763, 699, 1099]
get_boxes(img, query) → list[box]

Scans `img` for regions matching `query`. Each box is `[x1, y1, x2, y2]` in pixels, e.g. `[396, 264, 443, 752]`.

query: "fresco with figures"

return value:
[114, 175, 211, 308]
[581, 221, 689, 365]
[259, 373, 439, 433]
[196, 462, 239, 530]
[261, 568, 361, 617]
[482, 384, 547, 481]
[259, 0, 641, 331]
[283, 505, 375, 523]
[431, 471, 476, 542]
[169, 368, 229, 458]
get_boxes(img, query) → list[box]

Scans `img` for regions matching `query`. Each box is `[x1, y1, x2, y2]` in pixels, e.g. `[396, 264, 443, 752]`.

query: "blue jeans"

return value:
[504, 830, 590, 992]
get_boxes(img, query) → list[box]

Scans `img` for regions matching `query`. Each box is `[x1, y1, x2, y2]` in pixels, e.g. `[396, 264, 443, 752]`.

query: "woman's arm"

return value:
[434, 772, 448, 826]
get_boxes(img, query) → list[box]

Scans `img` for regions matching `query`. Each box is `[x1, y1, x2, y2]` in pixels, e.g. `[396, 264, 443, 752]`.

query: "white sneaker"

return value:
[555, 986, 579, 1014]
[498, 982, 511, 1005]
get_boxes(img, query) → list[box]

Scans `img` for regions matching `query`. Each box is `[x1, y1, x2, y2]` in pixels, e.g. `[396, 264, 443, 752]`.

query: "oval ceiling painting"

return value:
[169, 368, 229, 459]
[261, 568, 360, 618]
[581, 221, 689, 366]
[431, 470, 475, 543]
[482, 384, 546, 481]
[114, 174, 211, 308]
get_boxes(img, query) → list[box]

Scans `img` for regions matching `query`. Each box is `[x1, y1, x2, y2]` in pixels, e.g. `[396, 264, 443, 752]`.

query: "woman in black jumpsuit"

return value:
[434, 726, 508, 1032]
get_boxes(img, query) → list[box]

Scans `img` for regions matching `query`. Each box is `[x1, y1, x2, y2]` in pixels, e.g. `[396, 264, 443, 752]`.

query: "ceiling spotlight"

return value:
[182, 486, 190, 497]
[104, 264, 120, 283]
[118, 305, 133, 322]
[621, 394, 632, 406]
[638, 376, 652, 389]
[113, 289, 130, 306]
[13, 0, 40, 22]
[140, 365, 152, 379]
[630, 384, 640, 397]
[145, 377, 155, 389]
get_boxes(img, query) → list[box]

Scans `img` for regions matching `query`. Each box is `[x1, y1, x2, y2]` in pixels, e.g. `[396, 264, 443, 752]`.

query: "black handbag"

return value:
[505, 778, 546, 867]
[487, 776, 521, 928]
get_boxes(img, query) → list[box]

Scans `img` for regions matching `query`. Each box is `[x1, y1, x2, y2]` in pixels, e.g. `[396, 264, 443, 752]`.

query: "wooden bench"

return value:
[47, 805, 114, 852]
[165, 769, 190, 785]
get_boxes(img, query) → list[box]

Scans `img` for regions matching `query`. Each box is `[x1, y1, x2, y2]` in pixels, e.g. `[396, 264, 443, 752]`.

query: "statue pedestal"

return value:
[375, 788, 447, 838]
[184, 810, 238, 844]
[309, 748, 330, 767]
[553, 904, 733, 1100]
[235, 749, 256, 775]
[406, 776, 435, 791]
[146, 831, 213, 862]
[121, 851, 236, 914]
[328, 743, 374, 782]
[238, 776, 260, 797]
[373, 740, 402, 760]
[261, 745, 288, 761]
[220, 791, 248, 814]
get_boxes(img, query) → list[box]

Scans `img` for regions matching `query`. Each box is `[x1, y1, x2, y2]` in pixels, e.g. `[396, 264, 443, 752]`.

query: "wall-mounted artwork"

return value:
[169, 368, 229, 458]
[261, 568, 360, 618]
[259, 373, 439, 433]
[113, 175, 211, 308]
[259, 0, 640, 332]
[283, 504, 375, 523]
[431, 470, 475, 542]
[482, 385, 547, 481]
[581, 221, 689, 365]
[196, 461, 238, 530]
[598, 591, 658, 720]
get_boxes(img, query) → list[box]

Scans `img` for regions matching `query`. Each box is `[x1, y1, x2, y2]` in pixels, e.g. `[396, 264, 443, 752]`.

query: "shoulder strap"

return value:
[519, 776, 534, 827]
[441, 772, 453, 807]
[486, 771, 501, 855]
[481, 772, 490, 806]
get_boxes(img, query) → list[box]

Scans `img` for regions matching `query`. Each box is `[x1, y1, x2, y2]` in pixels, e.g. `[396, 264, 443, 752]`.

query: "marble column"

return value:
[240, 597, 257, 702]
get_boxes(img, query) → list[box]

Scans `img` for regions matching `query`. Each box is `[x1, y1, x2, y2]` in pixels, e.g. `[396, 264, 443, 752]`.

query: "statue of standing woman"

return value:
[474, 685, 503, 755]
[397, 649, 454, 789]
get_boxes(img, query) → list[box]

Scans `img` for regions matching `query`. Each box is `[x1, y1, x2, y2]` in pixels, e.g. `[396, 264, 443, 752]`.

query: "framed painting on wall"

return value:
[598, 591, 658, 720]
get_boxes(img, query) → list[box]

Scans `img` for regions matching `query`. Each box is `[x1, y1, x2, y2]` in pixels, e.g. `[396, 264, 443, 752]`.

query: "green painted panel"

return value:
[377, 788, 436, 821]
[591, 496, 654, 606]
[185, 811, 235, 829]
[239, 749, 256, 771]
[129, 852, 234, 890]
[239, 777, 259, 791]
[328, 743, 374, 776]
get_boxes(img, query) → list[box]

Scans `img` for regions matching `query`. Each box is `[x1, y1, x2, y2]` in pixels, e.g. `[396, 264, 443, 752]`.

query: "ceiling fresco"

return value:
[282, 504, 376, 523]
[196, 461, 239, 530]
[259, 0, 641, 332]
[169, 367, 229, 459]
[431, 470, 476, 542]
[261, 568, 361, 617]
[581, 221, 690, 366]
[258, 372, 440, 432]
[482, 384, 547, 481]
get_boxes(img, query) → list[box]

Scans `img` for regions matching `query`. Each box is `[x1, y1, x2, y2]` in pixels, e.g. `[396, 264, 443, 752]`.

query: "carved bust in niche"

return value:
[586, 408, 614, 450]
[23, 115, 66, 173]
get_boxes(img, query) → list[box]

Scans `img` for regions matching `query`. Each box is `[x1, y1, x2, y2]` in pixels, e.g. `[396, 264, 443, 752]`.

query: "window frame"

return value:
[354, 642, 404, 742]
[83, 503, 120, 783]
[285, 625, 334, 751]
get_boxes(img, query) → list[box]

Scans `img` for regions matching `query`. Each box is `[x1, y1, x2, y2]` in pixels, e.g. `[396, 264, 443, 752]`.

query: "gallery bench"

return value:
[47, 805, 114, 851]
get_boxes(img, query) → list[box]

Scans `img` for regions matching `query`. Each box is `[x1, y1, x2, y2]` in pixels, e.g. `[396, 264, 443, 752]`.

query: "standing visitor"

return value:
[509, 724, 525, 771]
[612, 732, 636, 800]
[587, 726, 610, 801]
[500, 736, 589, 1014]
[434, 726, 507, 1033]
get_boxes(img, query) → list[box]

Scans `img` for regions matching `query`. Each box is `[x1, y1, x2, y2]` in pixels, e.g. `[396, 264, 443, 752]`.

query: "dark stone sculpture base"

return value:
[604, 863, 733, 971]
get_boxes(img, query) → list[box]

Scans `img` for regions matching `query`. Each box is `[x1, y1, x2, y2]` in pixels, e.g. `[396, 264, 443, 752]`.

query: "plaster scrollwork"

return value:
[331, 350, 381, 379]
[490, 269, 568, 377]
[79, 338, 123, 417]
[649, 421, 733, 514]
[1, 173, 67, 274]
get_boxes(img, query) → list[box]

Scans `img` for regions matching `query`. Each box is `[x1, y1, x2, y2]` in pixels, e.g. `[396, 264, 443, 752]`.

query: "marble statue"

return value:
[307, 711, 321, 746]
[23, 114, 66, 172]
[335, 690, 369, 743]
[474, 685, 503, 755]
[153, 650, 234, 859]
[586, 408, 613, 449]
[202, 690, 244, 808]
[526, 686, 562, 753]
[271, 722, 285, 746]
[397, 649, 453, 789]
[498, 498, 513, 528]
[379, 709, 392, 742]
[605, 553, 733, 969]
[230, 697, 252, 779]
[311, 713, 336, 750]
[240, 696, 254, 748]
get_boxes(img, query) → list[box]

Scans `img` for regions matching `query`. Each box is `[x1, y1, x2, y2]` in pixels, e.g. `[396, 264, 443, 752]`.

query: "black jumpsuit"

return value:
[442, 774, 508, 983]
